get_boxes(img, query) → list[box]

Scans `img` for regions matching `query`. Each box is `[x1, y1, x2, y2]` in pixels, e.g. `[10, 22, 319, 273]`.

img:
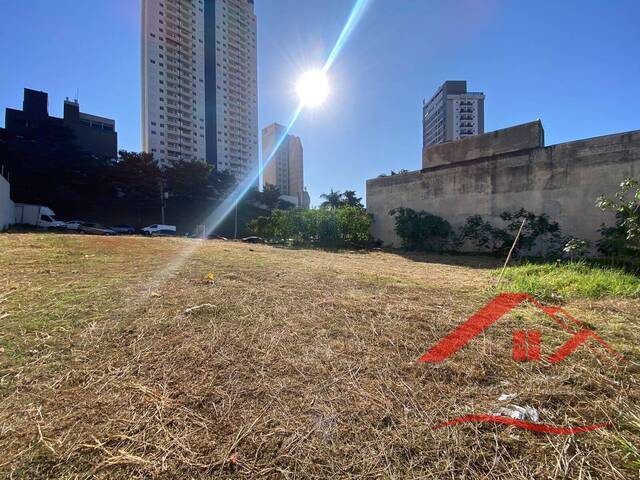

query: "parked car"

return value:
[14, 204, 65, 229]
[207, 233, 228, 240]
[79, 223, 116, 235]
[141, 224, 177, 236]
[63, 220, 84, 231]
[241, 236, 264, 244]
[110, 224, 135, 234]
[154, 229, 177, 237]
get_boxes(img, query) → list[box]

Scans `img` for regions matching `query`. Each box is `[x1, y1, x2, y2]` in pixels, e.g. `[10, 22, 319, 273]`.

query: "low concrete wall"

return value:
[368, 127, 640, 248]
[0, 174, 14, 230]
[423, 120, 544, 168]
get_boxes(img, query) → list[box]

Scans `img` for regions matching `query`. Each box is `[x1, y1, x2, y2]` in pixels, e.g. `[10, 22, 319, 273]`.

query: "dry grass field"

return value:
[0, 233, 639, 479]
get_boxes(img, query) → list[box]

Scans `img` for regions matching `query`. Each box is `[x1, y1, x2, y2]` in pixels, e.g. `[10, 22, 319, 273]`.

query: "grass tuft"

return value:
[497, 261, 640, 300]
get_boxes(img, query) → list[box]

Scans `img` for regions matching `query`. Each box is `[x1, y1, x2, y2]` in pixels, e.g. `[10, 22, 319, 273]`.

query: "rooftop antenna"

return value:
[75, 88, 79, 103]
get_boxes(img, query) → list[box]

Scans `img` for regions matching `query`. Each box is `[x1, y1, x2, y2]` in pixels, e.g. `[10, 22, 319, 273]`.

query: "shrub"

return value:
[459, 215, 503, 252]
[389, 207, 452, 251]
[499, 208, 562, 255]
[596, 177, 640, 265]
[247, 206, 372, 248]
[337, 206, 373, 246]
[563, 238, 590, 261]
[459, 210, 561, 256]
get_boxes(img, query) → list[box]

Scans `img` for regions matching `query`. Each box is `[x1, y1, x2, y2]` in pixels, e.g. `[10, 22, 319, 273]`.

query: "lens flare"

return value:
[296, 70, 329, 107]
[145, 0, 373, 297]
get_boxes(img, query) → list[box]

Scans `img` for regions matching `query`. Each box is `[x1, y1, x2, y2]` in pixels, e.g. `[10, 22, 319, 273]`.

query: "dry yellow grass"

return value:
[0, 233, 638, 478]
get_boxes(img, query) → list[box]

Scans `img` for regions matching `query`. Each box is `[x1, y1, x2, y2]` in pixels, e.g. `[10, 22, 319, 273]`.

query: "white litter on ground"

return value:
[495, 404, 539, 422]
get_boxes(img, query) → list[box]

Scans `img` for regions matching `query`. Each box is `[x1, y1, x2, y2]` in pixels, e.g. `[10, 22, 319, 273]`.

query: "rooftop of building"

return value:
[369, 120, 640, 187]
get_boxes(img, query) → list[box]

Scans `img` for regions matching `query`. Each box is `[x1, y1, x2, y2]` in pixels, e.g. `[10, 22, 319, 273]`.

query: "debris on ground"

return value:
[498, 393, 517, 402]
[495, 404, 539, 422]
[184, 303, 215, 315]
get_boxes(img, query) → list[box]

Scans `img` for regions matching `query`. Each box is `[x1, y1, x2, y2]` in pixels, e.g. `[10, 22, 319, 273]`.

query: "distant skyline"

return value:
[1, 0, 639, 206]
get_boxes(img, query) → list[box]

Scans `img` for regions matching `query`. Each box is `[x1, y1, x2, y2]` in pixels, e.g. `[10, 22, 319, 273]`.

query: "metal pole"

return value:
[496, 218, 527, 288]
[160, 183, 165, 224]
[234, 201, 238, 239]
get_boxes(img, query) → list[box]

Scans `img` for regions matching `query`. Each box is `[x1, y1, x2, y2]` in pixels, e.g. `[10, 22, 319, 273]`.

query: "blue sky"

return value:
[1, 0, 639, 206]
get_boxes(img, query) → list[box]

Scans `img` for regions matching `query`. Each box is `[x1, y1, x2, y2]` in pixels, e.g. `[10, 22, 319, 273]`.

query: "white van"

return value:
[140, 224, 177, 236]
[14, 204, 65, 229]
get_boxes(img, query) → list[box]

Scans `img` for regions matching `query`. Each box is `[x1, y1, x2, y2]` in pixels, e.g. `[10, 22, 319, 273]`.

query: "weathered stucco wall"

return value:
[423, 120, 544, 168]
[367, 127, 640, 248]
[0, 174, 14, 230]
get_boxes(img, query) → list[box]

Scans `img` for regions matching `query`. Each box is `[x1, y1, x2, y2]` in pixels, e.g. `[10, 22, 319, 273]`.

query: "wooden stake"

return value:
[497, 218, 527, 288]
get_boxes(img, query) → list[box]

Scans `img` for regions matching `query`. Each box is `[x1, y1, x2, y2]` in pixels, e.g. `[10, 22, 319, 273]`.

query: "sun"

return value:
[296, 69, 329, 107]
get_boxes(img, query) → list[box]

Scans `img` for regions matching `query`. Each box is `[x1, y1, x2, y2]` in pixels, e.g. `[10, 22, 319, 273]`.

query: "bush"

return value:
[459, 209, 561, 256]
[596, 177, 640, 266]
[247, 206, 372, 248]
[563, 238, 590, 260]
[499, 208, 562, 255]
[459, 214, 503, 252]
[389, 208, 452, 251]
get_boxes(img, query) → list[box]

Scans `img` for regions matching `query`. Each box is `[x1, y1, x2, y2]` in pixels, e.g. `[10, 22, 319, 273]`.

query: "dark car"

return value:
[79, 223, 116, 235]
[241, 236, 264, 244]
[110, 224, 135, 234]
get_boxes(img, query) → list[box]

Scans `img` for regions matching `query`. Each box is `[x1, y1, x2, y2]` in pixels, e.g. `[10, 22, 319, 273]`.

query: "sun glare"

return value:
[296, 69, 329, 107]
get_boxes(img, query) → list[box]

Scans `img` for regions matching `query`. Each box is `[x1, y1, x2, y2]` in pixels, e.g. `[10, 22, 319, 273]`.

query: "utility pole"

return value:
[234, 201, 238, 239]
[160, 183, 168, 224]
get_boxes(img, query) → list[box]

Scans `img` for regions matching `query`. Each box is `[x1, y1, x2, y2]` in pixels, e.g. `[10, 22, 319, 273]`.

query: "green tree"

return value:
[342, 190, 364, 209]
[208, 168, 236, 199]
[111, 150, 161, 209]
[261, 183, 282, 210]
[163, 159, 212, 199]
[320, 189, 344, 209]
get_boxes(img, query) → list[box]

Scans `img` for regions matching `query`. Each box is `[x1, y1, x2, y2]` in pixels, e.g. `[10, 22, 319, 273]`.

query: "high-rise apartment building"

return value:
[141, 0, 258, 183]
[262, 123, 310, 209]
[422, 80, 484, 148]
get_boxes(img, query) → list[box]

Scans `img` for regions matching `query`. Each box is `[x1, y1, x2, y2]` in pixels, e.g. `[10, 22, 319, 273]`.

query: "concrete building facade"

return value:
[4, 88, 117, 159]
[367, 121, 640, 248]
[423, 80, 484, 149]
[262, 123, 310, 208]
[0, 172, 13, 230]
[141, 0, 258, 182]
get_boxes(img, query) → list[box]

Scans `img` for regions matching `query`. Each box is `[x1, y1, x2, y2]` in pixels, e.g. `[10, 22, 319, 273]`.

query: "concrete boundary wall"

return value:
[0, 174, 14, 230]
[367, 126, 640, 248]
[423, 120, 544, 168]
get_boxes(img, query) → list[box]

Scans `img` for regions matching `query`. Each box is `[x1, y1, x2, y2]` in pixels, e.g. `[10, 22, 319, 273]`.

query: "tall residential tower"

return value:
[141, 0, 258, 182]
[262, 123, 310, 209]
[422, 80, 484, 148]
